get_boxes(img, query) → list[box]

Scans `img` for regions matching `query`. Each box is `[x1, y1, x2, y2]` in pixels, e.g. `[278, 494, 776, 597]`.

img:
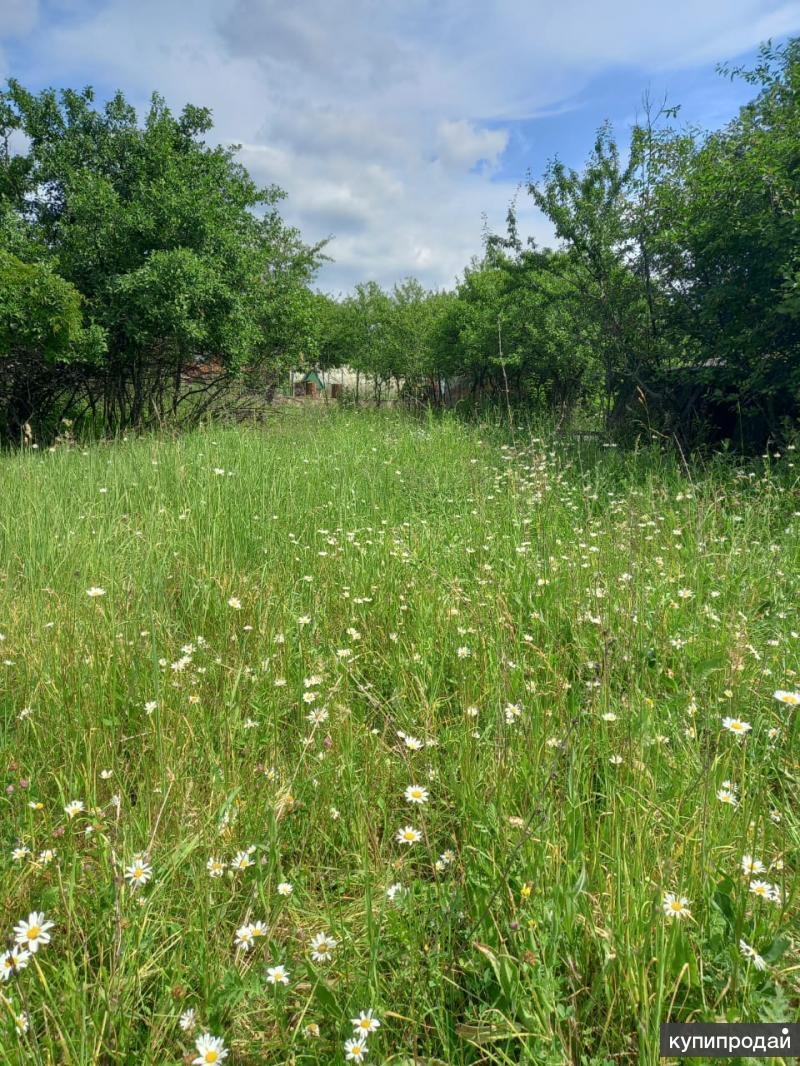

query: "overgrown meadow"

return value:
[0, 410, 798, 1065]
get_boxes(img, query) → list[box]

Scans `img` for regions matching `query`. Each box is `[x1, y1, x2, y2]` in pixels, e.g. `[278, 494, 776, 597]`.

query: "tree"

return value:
[0, 82, 323, 437]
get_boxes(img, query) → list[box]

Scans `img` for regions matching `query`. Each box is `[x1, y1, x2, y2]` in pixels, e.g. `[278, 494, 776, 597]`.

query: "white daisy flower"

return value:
[309, 932, 338, 962]
[351, 1010, 381, 1035]
[192, 1032, 228, 1064]
[13, 911, 54, 953]
[662, 893, 691, 920]
[345, 1037, 369, 1061]
[722, 717, 751, 736]
[0, 946, 31, 980]
[266, 964, 290, 985]
[180, 1007, 197, 1032]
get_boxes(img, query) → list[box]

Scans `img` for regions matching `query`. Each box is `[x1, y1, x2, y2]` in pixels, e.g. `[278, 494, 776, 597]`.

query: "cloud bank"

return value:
[2, 0, 799, 291]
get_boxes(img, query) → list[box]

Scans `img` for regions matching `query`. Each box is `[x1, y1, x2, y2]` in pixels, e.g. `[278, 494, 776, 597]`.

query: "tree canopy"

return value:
[0, 83, 324, 438]
[2, 39, 800, 448]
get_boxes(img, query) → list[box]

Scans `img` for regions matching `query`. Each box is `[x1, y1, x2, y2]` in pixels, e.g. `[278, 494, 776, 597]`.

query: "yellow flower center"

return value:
[27, 927, 40, 939]
[669, 901, 683, 912]
[204, 1053, 218, 1064]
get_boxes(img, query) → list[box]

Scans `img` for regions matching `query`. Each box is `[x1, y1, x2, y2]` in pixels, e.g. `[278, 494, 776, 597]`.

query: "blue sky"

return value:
[1, 0, 798, 293]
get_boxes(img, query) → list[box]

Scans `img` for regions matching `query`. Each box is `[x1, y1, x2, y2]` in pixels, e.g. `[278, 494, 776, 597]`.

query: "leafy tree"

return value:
[0, 83, 322, 436]
[652, 40, 800, 439]
[0, 250, 105, 439]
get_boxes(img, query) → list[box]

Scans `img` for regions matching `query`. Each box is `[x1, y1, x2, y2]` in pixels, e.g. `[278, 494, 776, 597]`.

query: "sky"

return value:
[1, 0, 799, 294]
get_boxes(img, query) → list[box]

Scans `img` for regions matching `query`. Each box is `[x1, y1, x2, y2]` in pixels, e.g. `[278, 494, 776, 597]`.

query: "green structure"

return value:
[302, 370, 325, 389]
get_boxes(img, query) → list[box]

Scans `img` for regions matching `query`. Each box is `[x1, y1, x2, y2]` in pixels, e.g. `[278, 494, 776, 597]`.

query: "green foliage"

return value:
[0, 82, 322, 437]
[0, 411, 797, 1061]
[315, 39, 800, 446]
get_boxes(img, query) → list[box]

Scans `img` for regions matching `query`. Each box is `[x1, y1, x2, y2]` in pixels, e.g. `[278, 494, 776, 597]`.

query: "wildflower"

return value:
[227, 597, 241, 609]
[309, 932, 338, 962]
[234, 925, 254, 951]
[456, 646, 471, 658]
[404, 785, 429, 805]
[86, 587, 106, 597]
[100, 769, 113, 779]
[11, 846, 30, 862]
[504, 703, 522, 724]
[144, 700, 158, 714]
[304, 1022, 321, 1038]
[14, 1010, 28, 1033]
[266, 964, 290, 985]
[13, 911, 54, 953]
[739, 939, 767, 970]
[207, 857, 226, 877]
[402, 734, 423, 751]
[351, 1010, 381, 1035]
[192, 1032, 228, 1064]
[386, 883, 403, 901]
[36, 849, 56, 864]
[306, 708, 329, 724]
[277, 881, 293, 896]
[28, 801, 43, 811]
[662, 893, 691, 920]
[180, 1008, 197, 1032]
[749, 880, 780, 903]
[0, 947, 31, 980]
[64, 800, 84, 819]
[345, 1037, 369, 1061]
[124, 858, 152, 889]
[773, 690, 800, 706]
[722, 717, 751, 736]
[601, 712, 617, 722]
[231, 850, 255, 871]
[609, 754, 623, 765]
[396, 825, 421, 846]
[250, 921, 268, 942]
[716, 787, 738, 806]
[741, 855, 765, 876]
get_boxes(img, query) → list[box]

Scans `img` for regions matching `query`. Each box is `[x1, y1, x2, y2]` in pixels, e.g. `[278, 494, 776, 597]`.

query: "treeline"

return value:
[0, 83, 324, 441]
[319, 40, 800, 446]
[2, 40, 799, 446]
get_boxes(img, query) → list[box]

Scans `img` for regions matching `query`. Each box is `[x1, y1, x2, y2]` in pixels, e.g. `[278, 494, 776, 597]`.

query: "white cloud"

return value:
[2, 0, 799, 291]
[437, 120, 509, 172]
[0, 0, 39, 37]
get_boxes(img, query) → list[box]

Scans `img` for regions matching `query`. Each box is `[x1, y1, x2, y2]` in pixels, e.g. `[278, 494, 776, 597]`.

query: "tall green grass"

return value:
[0, 409, 797, 1064]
